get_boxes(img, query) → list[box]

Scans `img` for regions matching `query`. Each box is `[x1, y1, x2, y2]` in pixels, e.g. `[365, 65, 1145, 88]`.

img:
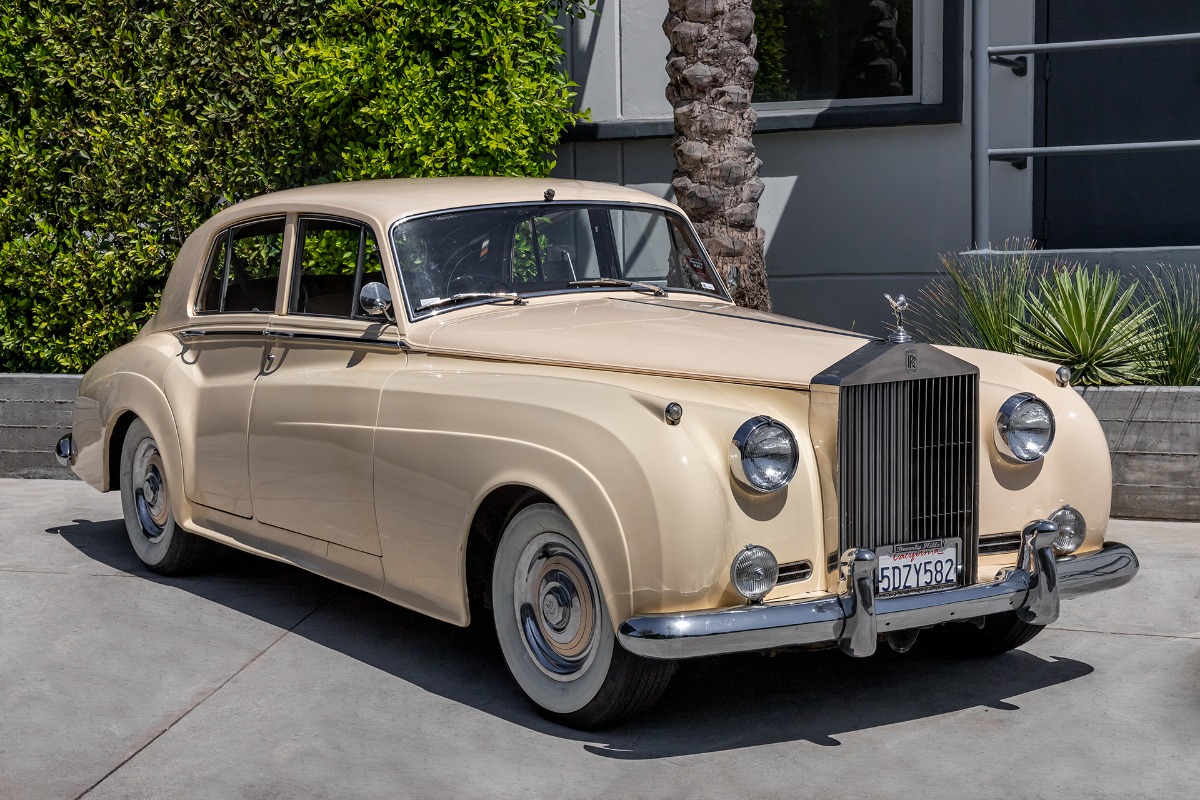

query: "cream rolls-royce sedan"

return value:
[57, 178, 1139, 728]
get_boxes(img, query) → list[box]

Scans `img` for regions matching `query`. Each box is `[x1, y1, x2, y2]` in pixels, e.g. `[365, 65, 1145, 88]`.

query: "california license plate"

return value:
[876, 538, 960, 596]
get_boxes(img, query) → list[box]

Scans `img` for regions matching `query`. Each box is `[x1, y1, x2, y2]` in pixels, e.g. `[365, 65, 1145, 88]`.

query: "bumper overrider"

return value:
[618, 521, 1139, 660]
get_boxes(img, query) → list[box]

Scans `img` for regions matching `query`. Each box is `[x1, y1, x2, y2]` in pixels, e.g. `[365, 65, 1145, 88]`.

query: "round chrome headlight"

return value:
[730, 544, 779, 602]
[1049, 505, 1086, 555]
[729, 417, 799, 492]
[995, 393, 1055, 462]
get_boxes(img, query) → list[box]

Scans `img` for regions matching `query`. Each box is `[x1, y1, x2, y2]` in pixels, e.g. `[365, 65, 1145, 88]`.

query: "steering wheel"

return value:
[441, 237, 495, 291]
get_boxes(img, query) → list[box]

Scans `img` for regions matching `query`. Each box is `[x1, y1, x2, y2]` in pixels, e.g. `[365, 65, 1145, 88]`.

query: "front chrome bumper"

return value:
[618, 521, 1139, 660]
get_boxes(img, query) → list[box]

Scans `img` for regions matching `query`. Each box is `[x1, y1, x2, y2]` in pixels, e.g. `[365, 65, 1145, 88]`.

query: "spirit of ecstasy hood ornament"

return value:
[884, 293, 913, 344]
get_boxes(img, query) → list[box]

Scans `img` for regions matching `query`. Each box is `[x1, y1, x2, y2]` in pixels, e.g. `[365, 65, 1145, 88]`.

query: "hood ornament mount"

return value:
[884, 293, 914, 344]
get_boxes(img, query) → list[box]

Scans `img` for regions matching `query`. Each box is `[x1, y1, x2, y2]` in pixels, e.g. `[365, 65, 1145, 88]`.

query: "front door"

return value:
[247, 217, 405, 556]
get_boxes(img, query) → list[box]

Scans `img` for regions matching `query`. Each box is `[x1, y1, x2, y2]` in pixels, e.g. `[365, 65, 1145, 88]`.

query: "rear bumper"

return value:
[54, 433, 75, 467]
[618, 522, 1139, 660]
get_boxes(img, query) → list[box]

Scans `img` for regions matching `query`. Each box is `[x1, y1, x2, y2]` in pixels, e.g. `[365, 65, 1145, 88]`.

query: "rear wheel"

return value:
[923, 610, 1045, 657]
[119, 419, 215, 575]
[491, 503, 674, 729]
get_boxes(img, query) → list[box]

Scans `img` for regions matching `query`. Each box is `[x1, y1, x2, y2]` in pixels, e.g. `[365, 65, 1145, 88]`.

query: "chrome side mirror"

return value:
[359, 282, 394, 321]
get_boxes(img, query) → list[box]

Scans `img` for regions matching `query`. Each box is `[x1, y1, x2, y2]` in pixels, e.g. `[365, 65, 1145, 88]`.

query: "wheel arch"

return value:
[105, 411, 138, 491]
[463, 484, 551, 617]
[91, 372, 186, 523]
[450, 454, 635, 631]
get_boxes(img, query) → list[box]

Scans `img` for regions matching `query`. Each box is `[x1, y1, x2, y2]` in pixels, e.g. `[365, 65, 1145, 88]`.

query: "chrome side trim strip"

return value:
[617, 535, 1139, 661]
[265, 331, 408, 349]
[177, 329, 267, 338]
[176, 328, 406, 349]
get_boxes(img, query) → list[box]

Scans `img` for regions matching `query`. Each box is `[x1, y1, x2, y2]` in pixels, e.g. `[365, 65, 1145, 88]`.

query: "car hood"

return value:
[414, 296, 879, 388]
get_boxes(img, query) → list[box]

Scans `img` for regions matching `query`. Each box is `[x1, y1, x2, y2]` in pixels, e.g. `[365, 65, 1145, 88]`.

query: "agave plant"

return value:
[912, 241, 1039, 353]
[1017, 267, 1160, 386]
[1140, 265, 1200, 386]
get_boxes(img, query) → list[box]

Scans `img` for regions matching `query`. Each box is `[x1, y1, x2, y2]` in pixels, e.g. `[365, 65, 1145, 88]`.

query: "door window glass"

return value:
[195, 231, 229, 313]
[221, 218, 286, 313]
[291, 218, 386, 318]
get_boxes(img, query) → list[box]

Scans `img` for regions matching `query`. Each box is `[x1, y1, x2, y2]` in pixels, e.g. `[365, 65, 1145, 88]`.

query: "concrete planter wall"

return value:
[3, 376, 1197, 520]
[1078, 386, 1200, 521]
[0, 374, 81, 479]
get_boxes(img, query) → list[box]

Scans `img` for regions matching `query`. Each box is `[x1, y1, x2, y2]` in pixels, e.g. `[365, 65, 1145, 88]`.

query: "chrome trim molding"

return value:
[177, 328, 268, 339]
[264, 330, 407, 349]
[54, 434, 75, 467]
[617, 525, 1139, 661]
[777, 559, 813, 584]
[177, 328, 407, 349]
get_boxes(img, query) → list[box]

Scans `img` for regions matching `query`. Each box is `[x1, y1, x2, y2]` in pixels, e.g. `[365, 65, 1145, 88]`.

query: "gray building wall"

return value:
[554, 0, 1038, 335]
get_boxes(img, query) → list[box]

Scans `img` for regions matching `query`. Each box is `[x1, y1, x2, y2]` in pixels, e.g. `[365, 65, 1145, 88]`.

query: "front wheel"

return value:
[923, 610, 1045, 657]
[120, 419, 215, 575]
[491, 503, 674, 729]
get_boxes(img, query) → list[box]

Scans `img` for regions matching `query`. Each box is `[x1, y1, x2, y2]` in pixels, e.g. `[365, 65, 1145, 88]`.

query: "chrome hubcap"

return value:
[515, 533, 600, 681]
[132, 440, 169, 540]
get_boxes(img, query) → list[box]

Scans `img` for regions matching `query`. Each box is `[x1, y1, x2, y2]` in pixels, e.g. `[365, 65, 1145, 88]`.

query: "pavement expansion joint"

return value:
[1050, 626, 1198, 640]
[71, 589, 342, 800]
[0, 567, 138, 577]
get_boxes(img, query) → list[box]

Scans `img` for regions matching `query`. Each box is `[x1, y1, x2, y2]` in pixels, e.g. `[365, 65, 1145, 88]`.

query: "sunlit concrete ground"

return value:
[1, 478, 1195, 800]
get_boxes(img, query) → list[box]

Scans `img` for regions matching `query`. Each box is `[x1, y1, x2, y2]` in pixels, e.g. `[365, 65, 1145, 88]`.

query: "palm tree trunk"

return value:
[664, 0, 771, 312]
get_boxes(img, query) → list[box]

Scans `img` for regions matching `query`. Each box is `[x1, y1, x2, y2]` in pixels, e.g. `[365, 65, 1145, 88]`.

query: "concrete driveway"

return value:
[2, 478, 1196, 800]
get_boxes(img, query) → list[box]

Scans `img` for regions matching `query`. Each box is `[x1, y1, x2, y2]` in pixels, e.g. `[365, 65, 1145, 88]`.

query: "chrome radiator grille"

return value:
[837, 374, 979, 584]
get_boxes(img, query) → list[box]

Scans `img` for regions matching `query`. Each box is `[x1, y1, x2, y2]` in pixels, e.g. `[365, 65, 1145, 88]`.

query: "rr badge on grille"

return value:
[906, 348, 918, 373]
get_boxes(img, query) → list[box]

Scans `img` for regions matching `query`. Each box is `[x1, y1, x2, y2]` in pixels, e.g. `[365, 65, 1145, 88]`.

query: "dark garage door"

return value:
[1035, 1, 1200, 248]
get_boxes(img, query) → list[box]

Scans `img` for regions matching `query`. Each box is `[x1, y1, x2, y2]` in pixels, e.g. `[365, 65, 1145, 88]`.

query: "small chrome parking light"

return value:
[730, 544, 779, 602]
[1049, 505, 1087, 555]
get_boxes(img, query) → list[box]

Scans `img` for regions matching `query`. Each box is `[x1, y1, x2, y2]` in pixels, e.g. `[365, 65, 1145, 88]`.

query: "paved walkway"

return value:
[1, 478, 1196, 799]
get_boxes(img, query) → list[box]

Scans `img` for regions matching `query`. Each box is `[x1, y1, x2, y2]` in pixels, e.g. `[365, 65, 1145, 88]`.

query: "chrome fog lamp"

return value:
[729, 416, 799, 492]
[1049, 505, 1087, 555]
[995, 393, 1055, 462]
[730, 544, 779, 602]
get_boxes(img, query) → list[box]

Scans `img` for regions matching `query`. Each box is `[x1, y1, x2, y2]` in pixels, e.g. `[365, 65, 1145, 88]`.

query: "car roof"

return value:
[149, 177, 686, 333]
[212, 177, 680, 229]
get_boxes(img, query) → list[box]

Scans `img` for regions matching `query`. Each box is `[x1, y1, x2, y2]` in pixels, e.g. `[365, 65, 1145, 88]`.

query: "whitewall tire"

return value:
[119, 419, 214, 575]
[491, 503, 674, 729]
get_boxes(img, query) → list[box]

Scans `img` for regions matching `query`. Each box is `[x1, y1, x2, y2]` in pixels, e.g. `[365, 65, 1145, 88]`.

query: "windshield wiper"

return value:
[416, 292, 527, 312]
[566, 278, 667, 297]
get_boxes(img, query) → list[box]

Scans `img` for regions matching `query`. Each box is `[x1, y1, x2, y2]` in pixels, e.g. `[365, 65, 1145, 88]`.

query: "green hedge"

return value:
[0, 0, 588, 372]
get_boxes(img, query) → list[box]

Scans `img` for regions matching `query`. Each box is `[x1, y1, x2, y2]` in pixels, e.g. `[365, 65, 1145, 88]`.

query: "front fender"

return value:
[372, 367, 709, 628]
[944, 347, 1113, 570]
[372, 361, 825, 628]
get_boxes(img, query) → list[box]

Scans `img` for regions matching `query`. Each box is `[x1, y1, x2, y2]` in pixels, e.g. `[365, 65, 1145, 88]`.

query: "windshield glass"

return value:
[390, 204, 726, 316]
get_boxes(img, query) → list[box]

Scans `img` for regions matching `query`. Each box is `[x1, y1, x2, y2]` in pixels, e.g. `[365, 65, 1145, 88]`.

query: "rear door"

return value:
[167, 216, 286, 518]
